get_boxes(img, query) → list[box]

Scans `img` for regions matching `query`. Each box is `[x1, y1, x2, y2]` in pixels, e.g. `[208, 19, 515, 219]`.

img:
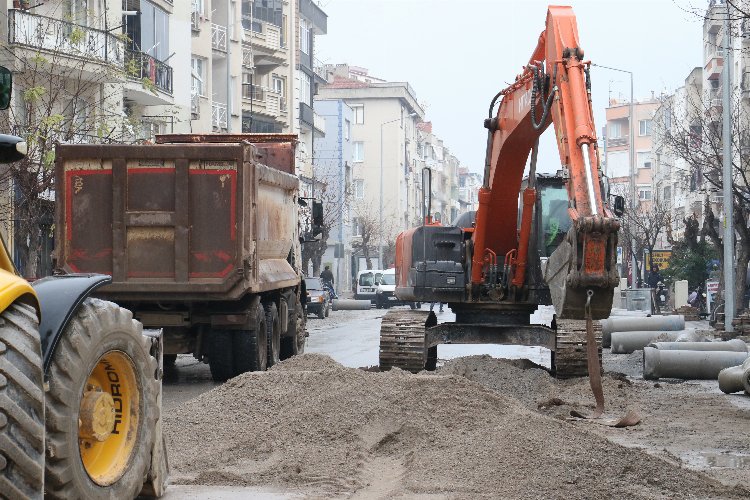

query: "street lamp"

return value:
[592, 63, 637, 288]
[379, 113, 417, 268]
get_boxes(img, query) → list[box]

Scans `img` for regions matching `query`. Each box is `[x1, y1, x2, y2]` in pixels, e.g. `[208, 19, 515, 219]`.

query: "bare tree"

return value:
[301, 179, 351, 277]
[655, 85, 750, 314]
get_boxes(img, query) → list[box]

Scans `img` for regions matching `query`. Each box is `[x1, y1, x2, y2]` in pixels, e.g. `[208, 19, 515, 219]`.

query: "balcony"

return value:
[125, 49, 173, 95]
[246, 24, 285, 69]
[8, 9, 123, 66]
[607, 137, 628, 148]
[242, 48, 253, 68]
[212, 24, 227, 52]
[705, 49, 724, 80]
[241, 86, 287, 119]
[212, 102, 228, 130]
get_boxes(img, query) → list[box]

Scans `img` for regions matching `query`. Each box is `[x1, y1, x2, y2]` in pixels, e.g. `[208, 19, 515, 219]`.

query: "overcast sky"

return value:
[316, 0, 706, 175]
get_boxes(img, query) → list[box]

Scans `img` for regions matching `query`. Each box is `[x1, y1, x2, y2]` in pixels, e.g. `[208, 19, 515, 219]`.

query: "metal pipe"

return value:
[643, 347, 749, 380]
[717, 357, 750, 394]
[648, 339, 747, 352]
[331, 299, 372, 311]
[610, 329, 702, 354]
[601, 315, 684, 348]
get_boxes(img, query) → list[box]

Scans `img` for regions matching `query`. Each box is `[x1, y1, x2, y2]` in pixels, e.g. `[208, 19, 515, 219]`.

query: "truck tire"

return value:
[233, 301, 267, 374]
[0, 302, 44, 500]
[44, 298, 159, 500]
[317, 304, 326, 319]
[264, 302, 280, 368]
[208, 331, 234, 382]
[280, 296, 305, 360]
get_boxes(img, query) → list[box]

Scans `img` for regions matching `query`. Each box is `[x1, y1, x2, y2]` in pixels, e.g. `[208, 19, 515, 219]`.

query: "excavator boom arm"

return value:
[471, 6, 619, 319]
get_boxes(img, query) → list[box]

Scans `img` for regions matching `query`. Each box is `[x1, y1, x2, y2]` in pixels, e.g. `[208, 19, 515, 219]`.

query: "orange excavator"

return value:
[380, 5, 624, 378]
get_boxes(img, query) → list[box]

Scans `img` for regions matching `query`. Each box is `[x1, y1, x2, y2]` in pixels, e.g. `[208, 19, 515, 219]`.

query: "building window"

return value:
[663, 186, 671, 200]
[299, 18, 311, 55]
[353, 179, 364, 199]
[352, 104, 364, 124]
[242, 0, 283, 30]
[639, 119, 652, 136]
[344, 119, 351, 141]
[663, 109, 672, 131]
[126, 0, 170, 61]
[638, 186, 652, 200]
[299, 72, 311, 106]
[637, 151, 652, 169]
[609, 121, 622, 139]
[192, 0, 204, 15]
[352, 217, 362, 237]
[191, 57, 205, 96]
[353, 142, 364, 162]
[272, 76, 284, 96]
[242, 114, 281, 133]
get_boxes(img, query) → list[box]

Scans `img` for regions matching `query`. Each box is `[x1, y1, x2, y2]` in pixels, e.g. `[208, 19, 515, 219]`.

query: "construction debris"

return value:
[673, 305, 701, 321]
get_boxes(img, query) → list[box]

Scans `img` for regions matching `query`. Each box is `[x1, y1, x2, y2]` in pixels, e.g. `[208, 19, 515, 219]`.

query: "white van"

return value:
[375, 268, 417, 309]
[355, 269, 383, 303]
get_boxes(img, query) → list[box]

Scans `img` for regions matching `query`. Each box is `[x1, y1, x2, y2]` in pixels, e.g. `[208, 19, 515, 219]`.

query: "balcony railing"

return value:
[212, 24, 227, 51]
[8, 9, 123, 66]
[607, 137, 628, 147]
[212, 102, 228, 129]
[125, 49, 173, 95]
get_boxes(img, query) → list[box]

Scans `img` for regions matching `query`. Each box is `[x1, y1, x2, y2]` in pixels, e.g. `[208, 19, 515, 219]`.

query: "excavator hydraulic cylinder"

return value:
[717, 357, 750, 395]
[643, 347, 749, 380]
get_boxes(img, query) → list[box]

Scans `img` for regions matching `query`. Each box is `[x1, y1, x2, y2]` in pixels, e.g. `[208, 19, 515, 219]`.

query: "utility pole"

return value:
[722, 2, 735, 332]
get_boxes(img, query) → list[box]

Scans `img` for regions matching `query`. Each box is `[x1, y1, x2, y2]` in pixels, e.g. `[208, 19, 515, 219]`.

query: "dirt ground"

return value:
[164, 348, 750, 499]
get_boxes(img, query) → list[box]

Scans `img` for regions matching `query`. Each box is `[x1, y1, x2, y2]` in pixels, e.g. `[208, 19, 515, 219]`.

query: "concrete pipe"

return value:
[648, 339, 747, 352]
[331, 299, 372, 311]
[610, 329, 702, 354]
[601, 315, 685, 348]
[717, 357, 750, 395]
[643, 347, 749, 380]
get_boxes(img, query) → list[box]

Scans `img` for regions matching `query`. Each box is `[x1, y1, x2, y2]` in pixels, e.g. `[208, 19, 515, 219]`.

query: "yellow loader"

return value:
[0, 66, 167, 499]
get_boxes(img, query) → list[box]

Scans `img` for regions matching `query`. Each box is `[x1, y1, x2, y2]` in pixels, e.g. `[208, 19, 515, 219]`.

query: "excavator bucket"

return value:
[545, 227, 615, 320]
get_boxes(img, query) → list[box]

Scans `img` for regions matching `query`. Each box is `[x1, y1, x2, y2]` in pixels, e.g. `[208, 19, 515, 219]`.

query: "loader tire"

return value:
[264, 302, 280, 368]
[44, 298, 159, 500]
[233, 301, 267, 375]
[280, 296, 305, 360]
[0, 302, 44, 500]
[208, 331, 234, 382]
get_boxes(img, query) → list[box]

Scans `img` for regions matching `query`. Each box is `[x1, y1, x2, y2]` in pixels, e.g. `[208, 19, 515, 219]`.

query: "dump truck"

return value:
[0, 66, 166, 499]
[54, 134, 306, 382]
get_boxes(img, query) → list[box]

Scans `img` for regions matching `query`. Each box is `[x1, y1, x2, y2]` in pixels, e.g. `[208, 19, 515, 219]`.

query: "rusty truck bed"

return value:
[55, 140, 299, 302]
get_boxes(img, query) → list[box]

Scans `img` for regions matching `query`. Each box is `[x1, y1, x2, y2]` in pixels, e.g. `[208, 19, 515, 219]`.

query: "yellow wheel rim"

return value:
[78, 351, 140, 486]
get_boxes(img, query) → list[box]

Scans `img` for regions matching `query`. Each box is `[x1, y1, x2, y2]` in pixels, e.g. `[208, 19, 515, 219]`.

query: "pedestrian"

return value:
[648, 264, 661, 289]
[320, 265, 334, 285]
[430, 302, 444, 313]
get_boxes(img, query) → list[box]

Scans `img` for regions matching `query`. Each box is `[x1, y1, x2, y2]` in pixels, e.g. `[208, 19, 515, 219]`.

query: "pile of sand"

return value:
[164, 353, 746, 498]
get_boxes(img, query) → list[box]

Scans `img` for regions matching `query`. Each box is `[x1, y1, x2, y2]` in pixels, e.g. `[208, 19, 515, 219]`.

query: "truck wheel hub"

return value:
[79, 390, 115, 441]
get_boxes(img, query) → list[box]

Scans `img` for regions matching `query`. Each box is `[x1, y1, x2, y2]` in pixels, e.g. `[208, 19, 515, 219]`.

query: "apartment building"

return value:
[458, 167, 481, 215]
[652, 0, 750, 244]
[0, 0, 190, 274]
[416, 121, 460, 225]
[313, 98, 353, 290]
[317, 64, 425, 270]
[189, 0, 327, 183]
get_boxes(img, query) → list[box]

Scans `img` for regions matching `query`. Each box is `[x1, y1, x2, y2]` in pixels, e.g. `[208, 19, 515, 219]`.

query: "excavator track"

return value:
[553, 319, 602, 379]
[379, 310, 434, 372]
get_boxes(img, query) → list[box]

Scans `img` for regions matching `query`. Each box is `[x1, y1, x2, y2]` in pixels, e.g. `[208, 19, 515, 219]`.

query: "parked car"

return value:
[375, 268, 417, 309]
[305, 277, 330, 319]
